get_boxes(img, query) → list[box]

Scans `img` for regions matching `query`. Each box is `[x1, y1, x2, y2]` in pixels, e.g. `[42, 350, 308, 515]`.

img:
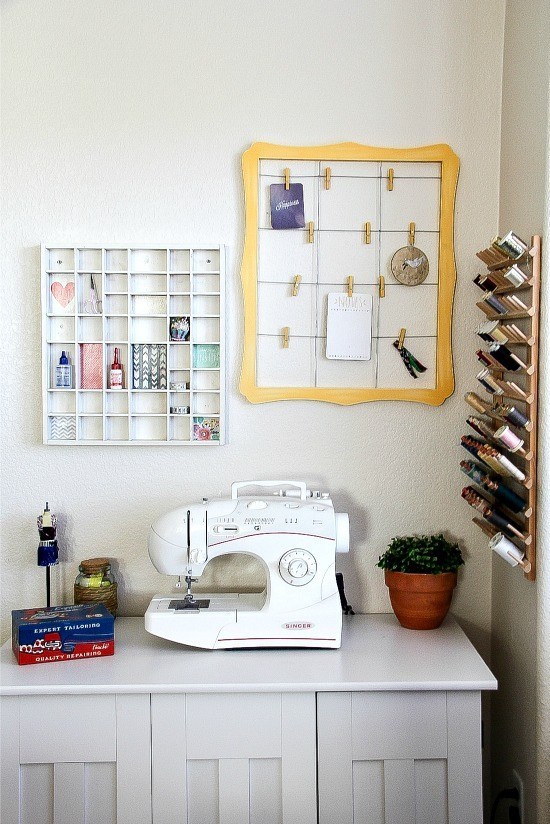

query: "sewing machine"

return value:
[145, 481, 350, 649]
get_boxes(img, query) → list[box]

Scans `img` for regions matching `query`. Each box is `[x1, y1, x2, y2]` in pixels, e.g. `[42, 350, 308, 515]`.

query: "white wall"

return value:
[0, 0, 505, 653]
[493, 1, 550, 820]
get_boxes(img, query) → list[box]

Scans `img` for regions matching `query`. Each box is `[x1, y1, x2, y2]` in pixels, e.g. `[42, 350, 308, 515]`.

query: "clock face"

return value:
[390, 246, 429, 286]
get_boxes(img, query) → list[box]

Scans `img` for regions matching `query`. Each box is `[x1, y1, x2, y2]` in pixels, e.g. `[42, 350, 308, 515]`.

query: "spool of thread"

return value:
[484, 294, 509, 314]
[494, 231, 528, 258]
[477, 320, 509, 344]
[495, 425, 524, 452]
[487, 479, 526, 513]
[489, 533, 531, 572]
[484, 509, 523, 538]
[461, 486, 490, 513]
[495, 451, 526, 482]
[460, 462, 526, 513]
[467, 417, 496, 440]
[504, 265, 527, 287]
[488, 344, 522, 371]
[477, 369, 504, 395]
[477, 350, 497, 368]
[465, 392, 490, 415]
[460, 460, 486, 485]
[500, 405, 530, 429]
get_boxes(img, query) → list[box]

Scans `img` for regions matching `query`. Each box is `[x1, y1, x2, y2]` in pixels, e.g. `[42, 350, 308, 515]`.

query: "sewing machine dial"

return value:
[279, 549, 317, 586]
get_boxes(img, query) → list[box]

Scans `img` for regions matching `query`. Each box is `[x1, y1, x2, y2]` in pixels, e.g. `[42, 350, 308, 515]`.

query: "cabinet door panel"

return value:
[186, 693, 282, 760]
[20, 695, 116, 764]
[318, 692, 452, 824]
[152, 693, 316, 824]
[187, 759, 219, 824]
[318, 231, 379, 285]
[319, 176, 379, 231]
[259, 229, 316, 284]
[415, 759, 449, 824]
[352, 760, 384, 824]
[219, 759, 249, 824]
[384, 760, 415, 824]
[20, 762, 117, 824]
[351, 692, 447, 761]
[250, 759, 282, 824]
[21, 763, 54, 824]
[54, 763, 85, 824]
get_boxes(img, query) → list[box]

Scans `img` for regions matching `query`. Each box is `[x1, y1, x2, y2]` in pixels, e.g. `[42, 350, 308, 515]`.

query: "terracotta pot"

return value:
[384, 569, 458, 630]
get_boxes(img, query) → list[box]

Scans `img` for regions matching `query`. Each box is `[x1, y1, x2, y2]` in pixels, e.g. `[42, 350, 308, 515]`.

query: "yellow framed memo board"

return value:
[239, 142, 459, 405]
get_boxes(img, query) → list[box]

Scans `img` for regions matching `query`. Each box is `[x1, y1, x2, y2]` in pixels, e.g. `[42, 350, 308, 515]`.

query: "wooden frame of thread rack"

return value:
[464, 235, 541, 580]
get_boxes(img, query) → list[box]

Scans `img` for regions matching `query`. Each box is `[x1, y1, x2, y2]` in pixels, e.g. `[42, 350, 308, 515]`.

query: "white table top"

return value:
[0, 614, 497, 696]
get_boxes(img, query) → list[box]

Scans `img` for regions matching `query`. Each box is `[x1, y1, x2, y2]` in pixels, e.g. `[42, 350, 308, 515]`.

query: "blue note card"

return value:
[270, 183, 305, 229]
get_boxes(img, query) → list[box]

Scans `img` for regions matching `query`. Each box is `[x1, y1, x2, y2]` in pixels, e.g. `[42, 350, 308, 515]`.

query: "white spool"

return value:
[489, 532, 530, 571]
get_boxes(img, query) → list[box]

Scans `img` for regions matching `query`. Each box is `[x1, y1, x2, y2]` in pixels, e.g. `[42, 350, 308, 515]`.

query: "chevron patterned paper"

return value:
[132, 344, 167, 389]
[50, 416, 76, 440]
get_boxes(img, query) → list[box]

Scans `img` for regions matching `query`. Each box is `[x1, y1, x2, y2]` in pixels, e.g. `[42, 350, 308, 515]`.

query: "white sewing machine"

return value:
[145, 481, 350, 649]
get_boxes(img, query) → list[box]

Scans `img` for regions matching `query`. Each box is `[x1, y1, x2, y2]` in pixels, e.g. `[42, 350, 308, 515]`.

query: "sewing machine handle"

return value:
[231, 480, 308, 500]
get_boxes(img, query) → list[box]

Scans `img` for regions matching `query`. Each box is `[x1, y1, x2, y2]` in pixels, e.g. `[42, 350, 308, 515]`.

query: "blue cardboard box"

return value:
[12, 603, 114, 665]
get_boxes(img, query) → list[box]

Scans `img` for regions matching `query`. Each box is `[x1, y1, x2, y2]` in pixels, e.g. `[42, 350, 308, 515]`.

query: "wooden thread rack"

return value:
[463, 234, 541, 579]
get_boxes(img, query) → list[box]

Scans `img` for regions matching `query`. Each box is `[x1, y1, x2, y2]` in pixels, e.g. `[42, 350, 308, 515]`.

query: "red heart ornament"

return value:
[51, 281, 75, 309]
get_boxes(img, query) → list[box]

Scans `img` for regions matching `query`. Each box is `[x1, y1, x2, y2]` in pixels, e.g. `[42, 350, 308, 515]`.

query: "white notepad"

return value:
[326, 292, 373, 360]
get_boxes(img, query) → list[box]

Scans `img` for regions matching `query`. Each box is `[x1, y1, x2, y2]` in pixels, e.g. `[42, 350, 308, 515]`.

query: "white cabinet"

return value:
[0, 616, 496, 824]
[151, 692, 316, 824]
[318, 691, 483, 824]
[42, 245, 226, 445]
[0, 694, 150, 824]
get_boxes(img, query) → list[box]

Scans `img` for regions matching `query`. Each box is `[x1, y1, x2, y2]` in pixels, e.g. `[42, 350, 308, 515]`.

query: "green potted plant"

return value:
[377, 534, 464, 630]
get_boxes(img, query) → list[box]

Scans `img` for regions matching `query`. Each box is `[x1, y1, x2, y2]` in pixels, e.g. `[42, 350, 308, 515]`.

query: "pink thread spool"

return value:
[495, 425, 524, 452]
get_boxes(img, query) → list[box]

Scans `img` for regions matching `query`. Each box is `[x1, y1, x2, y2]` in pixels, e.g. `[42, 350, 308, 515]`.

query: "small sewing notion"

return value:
[145, 481, 350, 649]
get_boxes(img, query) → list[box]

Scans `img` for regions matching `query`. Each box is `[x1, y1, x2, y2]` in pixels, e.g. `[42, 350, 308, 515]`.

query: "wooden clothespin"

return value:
[365, 221, 371, 244]
[284, 168, 290, 191]
[307, 221, 314, 244]
[387, 168, 394, 191]
[325, 167, 331, 190]
[347, 276, 354, 297]
[409, 222, 416, 246]
[282, 327, 290, 348]
[379, 275, 385, 298]
[398, 328, 406, 350]
[292, 275, 302, 297]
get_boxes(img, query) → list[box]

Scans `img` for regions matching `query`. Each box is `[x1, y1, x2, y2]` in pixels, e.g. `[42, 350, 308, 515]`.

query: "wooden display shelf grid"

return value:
[41, 245, 226, 445]
[466, 235, 541, 579]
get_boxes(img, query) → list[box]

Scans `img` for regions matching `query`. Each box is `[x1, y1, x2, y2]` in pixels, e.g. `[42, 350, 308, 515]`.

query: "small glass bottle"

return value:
[109, 348, 123, 389]
[56, 351, 72, 388]
[74, 557, 118, 616]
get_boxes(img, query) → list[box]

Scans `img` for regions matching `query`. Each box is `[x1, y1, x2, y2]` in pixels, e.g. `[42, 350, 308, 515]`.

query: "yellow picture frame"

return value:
[240, 142, 459, 405]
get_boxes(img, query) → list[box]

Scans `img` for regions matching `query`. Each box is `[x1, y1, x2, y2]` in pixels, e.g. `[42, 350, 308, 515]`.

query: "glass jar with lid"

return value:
[74, 557, 118, 616]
